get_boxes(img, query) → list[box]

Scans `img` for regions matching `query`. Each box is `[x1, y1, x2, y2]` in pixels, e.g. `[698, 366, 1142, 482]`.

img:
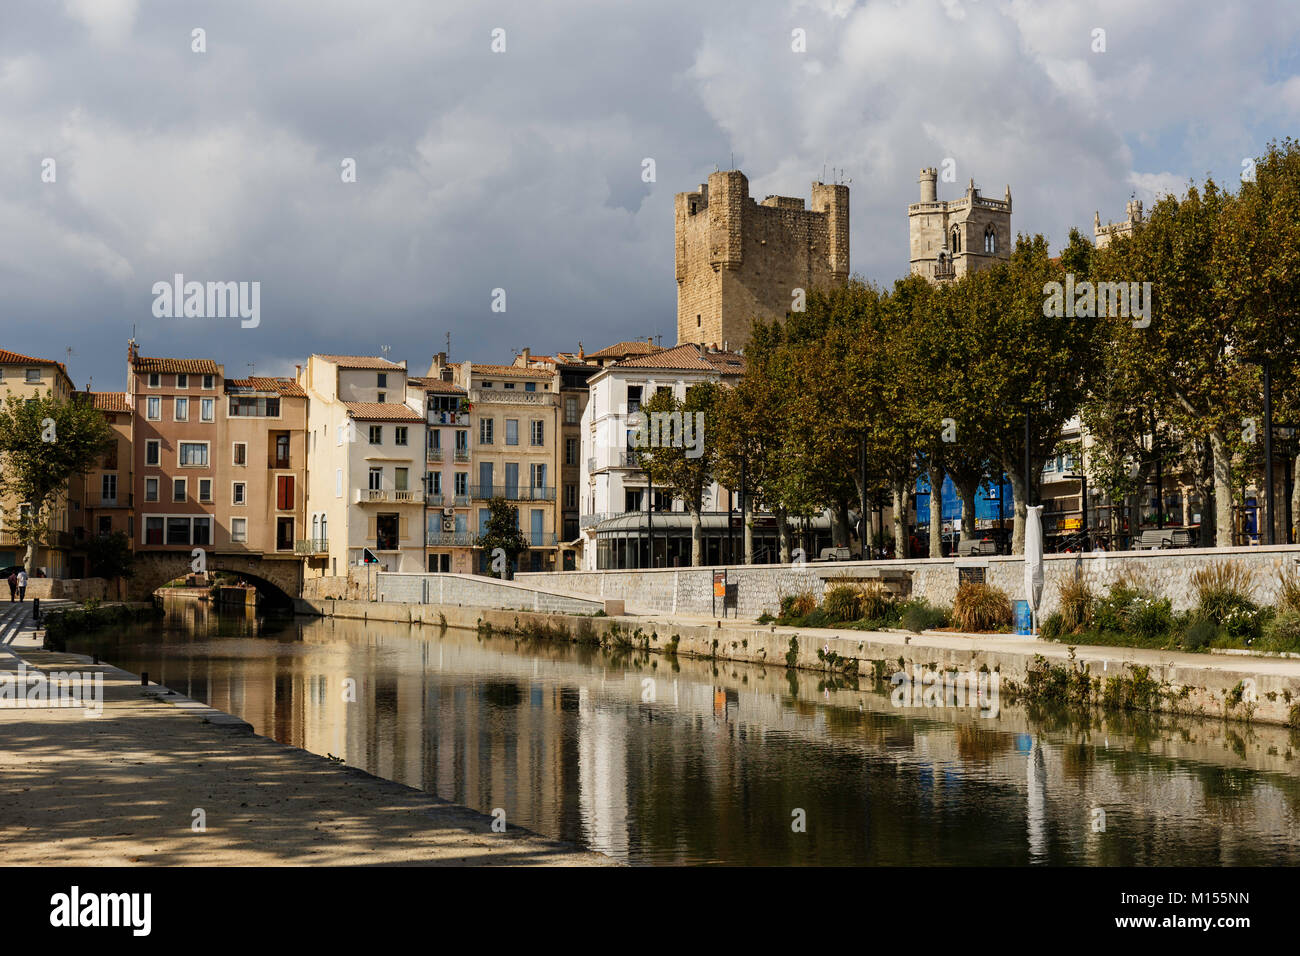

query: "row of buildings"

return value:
[0, 335, 760, 587]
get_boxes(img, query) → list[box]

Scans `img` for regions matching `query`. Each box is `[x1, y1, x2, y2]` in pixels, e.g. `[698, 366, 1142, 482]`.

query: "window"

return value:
[176, 373, 188, 388]
[377, 372, 388, 388]
[228, 396, 280, 417]
[454, 472, 468, 496]
[173, 478, 187, 501]
[202, 374, 215, 389]
[147, 372, 160, 388]
[368, 468, 383, 491]
[530, 463, 547, 489]
[98, 516, 113, 535]
[25, 368, 40, 383]
[530, 420, 544, 446]
[276, 475, 294, 510]
[377, 392, 385, 403]
[565, 437, 577, 466]
[430, 471, 442, 494]
[198, 479, 212, 503]
[479, 418, 494, 445]
[565, 484, 578, 508]
[145, 477, 159, 502]
[166, 517, 190, 545]
[200, 397, 214, 422]
[482, 381, 493, 389]
[984, 225, 996, 254]
[455, 430, 468, 453]
[504, 382, 515, 390]
[174, 397, 188, 421]
[232, 442, 247, 466]
[951, 228, 961, 253]
[274, 433, 290, 468]
[145, 439, 160, 466]
[192, 517, 211, 546]
[101, 474, 117, 503]
[395, 426, 408, 446]
[524, 382, 536, 392]
[505, 419, 519, 445]
[565, 397, 578, 424]
[232, 482, 246, 505]
[231, 518, 247, 543]
[369, 425, 383, 445]
[145, 516, 164, 545]
[178, 442, 208, 467]
[146, 397, 161, 420]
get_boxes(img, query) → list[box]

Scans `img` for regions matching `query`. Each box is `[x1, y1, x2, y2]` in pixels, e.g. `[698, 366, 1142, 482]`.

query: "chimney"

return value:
[520, 347, 531, 365]
[578, 341, 584, 360]
[646, 336, 654, 346]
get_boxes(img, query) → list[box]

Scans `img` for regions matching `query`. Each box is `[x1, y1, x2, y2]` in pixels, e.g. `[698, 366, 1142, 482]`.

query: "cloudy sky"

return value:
[3, 0, 1298, 390]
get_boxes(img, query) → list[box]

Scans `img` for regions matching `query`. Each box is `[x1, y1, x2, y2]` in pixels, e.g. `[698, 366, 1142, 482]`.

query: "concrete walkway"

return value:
[0, 605, 612, 866]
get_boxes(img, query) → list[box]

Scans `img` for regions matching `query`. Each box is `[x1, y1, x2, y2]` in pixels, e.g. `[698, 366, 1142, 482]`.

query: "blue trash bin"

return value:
[1013, 600, 1032, 635]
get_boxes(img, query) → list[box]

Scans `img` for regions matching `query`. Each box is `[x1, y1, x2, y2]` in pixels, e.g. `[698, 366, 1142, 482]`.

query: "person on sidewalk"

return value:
[16, 569, 27, 602]
[5, 573, 15, 602]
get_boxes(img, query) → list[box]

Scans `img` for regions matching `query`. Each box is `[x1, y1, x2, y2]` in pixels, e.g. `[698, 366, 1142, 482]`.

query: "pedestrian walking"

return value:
[16, 569, 27, 602]
[5, 572, 15, 602]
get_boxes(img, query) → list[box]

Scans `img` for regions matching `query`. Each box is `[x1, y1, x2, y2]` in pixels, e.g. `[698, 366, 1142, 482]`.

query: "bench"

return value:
[817, 547, 854, 562]
[1133, 528, 1194, 550]
[957, 537, 998, 556]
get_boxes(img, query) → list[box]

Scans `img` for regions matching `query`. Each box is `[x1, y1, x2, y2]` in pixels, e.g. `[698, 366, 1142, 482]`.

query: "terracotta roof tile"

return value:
[0, 349, 70, 378]
[226, 376, 306, 397]
[132, 356, 221, 375]
[470, 363, 554, 379]
[408, 377, 466, 394]
[343, 401, 423, 422]
[88, 392, 130, 413]
[612, 343, 716, 371]
[587, 340, 661, 359]
[316, 354, 405, 369]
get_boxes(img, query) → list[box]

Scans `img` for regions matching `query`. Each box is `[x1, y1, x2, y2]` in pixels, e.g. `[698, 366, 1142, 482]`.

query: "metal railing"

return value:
[427, 530, 477, 547]
[426, 446, 444, 462]
[469, 388, 554, 405]
[294, 538, 329, 555]
[470, 485, 555, 502]
[453, 449, 471, 462]
[427, 411, 469, 426]
[527, 532, 558, 547]
[427, 492, 444, 506]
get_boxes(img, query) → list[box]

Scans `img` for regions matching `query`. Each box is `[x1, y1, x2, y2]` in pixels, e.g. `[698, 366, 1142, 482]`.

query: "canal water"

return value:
[68, 602, 1300, 865]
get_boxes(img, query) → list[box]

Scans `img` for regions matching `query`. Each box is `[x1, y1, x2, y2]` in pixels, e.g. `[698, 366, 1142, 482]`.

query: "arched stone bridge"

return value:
[127, 550, 302, 604]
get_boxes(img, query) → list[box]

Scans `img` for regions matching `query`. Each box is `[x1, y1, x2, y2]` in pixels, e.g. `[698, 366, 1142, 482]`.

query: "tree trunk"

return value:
[891, 481, 910, 558]
[955, 478, 979, 540]
[1007, 469, 1028, 555]
[928, 466, 944, 558]
[689, 508, 703, 566]
[776, 508, 791, 563]
[23, 539, 36, 576]
[1208, 429, 1235, 547]
[1292, 451, 1300, 543]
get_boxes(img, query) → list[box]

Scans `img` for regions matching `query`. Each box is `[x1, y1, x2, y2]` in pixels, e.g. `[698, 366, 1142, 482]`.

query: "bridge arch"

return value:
[128, 551, 301, 606]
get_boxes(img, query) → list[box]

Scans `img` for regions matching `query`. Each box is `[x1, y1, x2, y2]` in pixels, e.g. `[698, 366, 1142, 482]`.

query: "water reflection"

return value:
[69, 606, 1300, 865]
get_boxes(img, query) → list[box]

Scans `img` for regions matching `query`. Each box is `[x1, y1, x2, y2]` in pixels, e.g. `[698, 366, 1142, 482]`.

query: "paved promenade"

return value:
[0, 603, 610, 866]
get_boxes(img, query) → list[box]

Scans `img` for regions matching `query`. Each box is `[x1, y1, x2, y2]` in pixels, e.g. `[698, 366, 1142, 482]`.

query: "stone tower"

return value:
[675, 169, 849, 350]
[908, 167, 1012, 282]
[1094, 198, 1144, 249]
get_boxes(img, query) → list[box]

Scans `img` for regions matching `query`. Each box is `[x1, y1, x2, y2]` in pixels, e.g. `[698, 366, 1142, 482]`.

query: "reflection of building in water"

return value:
[578, 685, 629, 857]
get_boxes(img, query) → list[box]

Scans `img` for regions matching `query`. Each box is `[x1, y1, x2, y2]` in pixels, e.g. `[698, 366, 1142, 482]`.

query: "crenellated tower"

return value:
[908, 167, 1011, 282]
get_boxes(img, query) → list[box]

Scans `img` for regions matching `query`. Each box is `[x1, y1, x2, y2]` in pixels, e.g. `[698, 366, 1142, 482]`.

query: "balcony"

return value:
[470, 485, 556, 502]
[294, 538, 329, 555]
[353, 488, 425, 504]
[453, 493, 471, 506]
[99, 497, 119, 508]
[526, 532, 558, 548]
[426, 446, 444, 462]
[579, 512, 616, 529]
[427, 530, 477, 547]
[587, 457, 597, 473]
[428, 410, 469, 426]
[469, 388, 554, 406]
[427, 492, 444, 506]
[619, 450, 641, 468]
[453, 449, 471, 463]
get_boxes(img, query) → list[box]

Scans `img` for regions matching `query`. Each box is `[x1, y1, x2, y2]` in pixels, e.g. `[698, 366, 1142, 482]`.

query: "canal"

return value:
[66, 601, 1300, 865]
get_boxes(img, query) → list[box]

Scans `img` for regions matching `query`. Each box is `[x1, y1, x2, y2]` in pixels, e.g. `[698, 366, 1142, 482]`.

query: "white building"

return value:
[301, 354, 426, 575]
[579, 343, 745, 569]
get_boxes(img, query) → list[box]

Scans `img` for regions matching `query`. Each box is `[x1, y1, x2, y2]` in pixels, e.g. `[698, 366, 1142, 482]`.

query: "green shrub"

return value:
[1056, 577, 1094, 633]
[1179, 616, 1218, 652]
[953, 582, 1012, 632]
[1278, 568, 1300, 614]
[856, 582, 894, 622]
[1192, 560, 1257, 623]
[1260, 610, 1300, 653]
[1127, 595, 1174, 641]
[1040, 611, 1065, 642]
[899, 599, 949, 633]
[821, 585, 862, 623]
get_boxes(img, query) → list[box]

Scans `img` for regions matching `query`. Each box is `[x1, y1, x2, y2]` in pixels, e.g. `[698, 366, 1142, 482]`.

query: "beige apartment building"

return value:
[79, 391, 134, 567]
[301, 354, 426, 577]
[406, 366, 472, 573]
[221, 376, 308, 568]
[430, 354, 561, 573]
[0, 348, 82, 576]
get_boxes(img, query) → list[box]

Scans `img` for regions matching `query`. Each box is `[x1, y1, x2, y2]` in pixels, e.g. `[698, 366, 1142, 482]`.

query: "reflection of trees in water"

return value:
[955, 723, 1015, 763]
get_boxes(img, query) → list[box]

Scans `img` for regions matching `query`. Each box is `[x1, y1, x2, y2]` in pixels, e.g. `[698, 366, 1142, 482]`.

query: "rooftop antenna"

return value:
[730, 151, 734, 170]
[247, 362, 255, 378]
[381, 344, 392, 363]
[445, 331, 451, 360]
